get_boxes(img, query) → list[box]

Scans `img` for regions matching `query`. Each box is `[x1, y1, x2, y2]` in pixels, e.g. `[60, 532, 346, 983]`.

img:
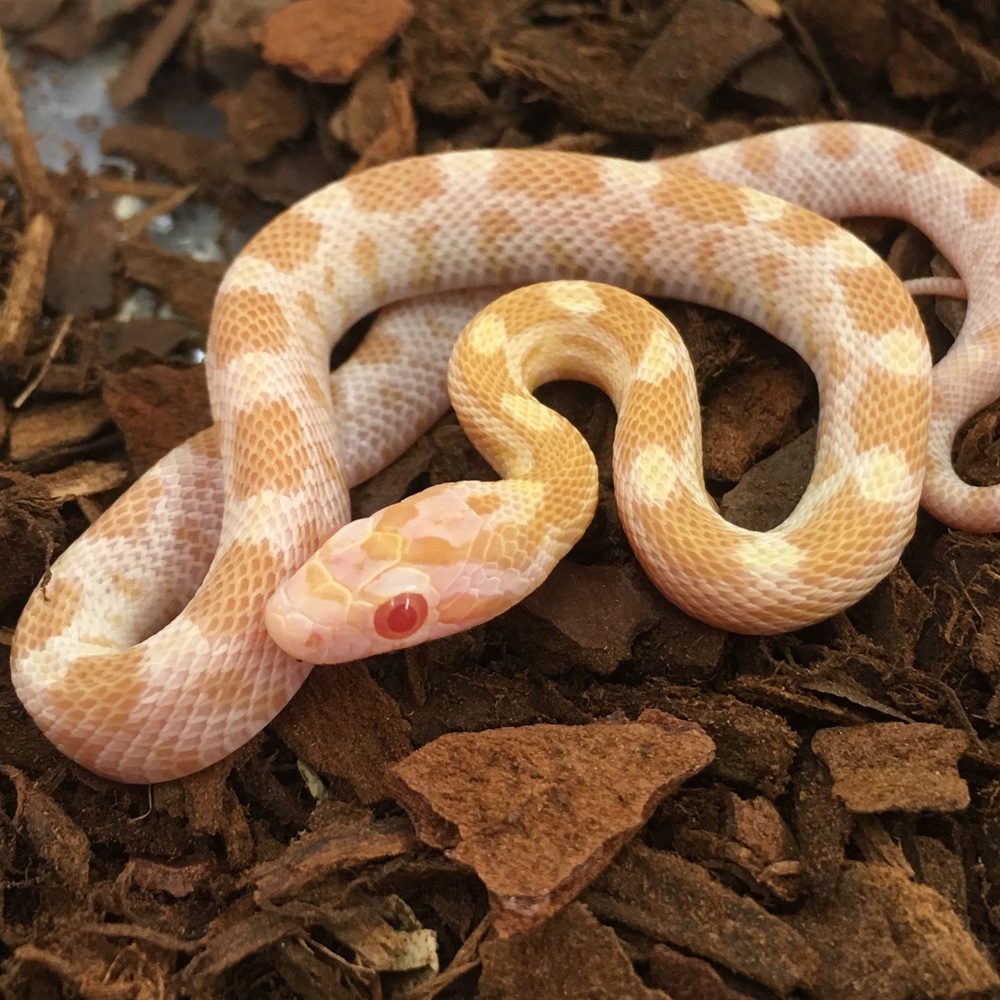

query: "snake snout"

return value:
[264, 582, 372, 664]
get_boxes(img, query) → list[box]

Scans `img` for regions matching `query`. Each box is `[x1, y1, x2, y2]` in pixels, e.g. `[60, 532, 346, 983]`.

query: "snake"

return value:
[10, 122, 1000, 784]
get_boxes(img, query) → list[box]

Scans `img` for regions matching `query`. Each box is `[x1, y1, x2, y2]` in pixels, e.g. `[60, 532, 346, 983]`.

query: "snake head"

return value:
[265, 484, 519, 662]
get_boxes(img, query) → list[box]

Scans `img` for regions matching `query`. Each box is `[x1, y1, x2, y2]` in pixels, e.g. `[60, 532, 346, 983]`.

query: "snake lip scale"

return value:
[11, 122, 1000, 783]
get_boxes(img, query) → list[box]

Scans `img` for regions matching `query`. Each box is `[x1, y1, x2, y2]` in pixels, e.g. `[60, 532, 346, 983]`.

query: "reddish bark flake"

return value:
[648, 943, 755, 1000]
[253, 804, 414, 903]
[791, 862, 999, 999]
[262, 0, 414, 84]
[272, 663, 413, 804]
[386, 710, 714, 936]
[586, 842, 819, 994]
[480, 902, 669, 999]
[811, 722, 969, 813]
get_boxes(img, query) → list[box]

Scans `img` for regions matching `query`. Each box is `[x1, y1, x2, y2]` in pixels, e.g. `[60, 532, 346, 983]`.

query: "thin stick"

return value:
[0, 29, 54, 215]
[108, 0, 200, 109]
[0, 29, 58, 366]
[12, 313, 74, 408]
[121, 183, 197, 238]
[0, 212, 54, 365]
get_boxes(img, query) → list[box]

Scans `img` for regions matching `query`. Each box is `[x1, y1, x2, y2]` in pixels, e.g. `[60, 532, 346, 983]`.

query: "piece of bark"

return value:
[782, 0, 895, 90]
[163, 750, 258, 869]
[196, 0, 288, 74]
[910, 835, 969, 923]
[648, 944, 754, 1000]
[108, 0, 199, 109]
[1, 213, 55, 367]
[586, 842, 820, 995]
[23, 1, 104, 60]
[720, 426, 814, 530]
[102, 364, 211, 474]
[101, 125, 225, 187]
[493, 24, 695, 139]
[702, 358, 811, 484]
[582, 681, 800, 797]
[221, 67, 311, 163]
[400, 0, 500, 118]
[35, 460, 129, 500]
[793, 751, 851, 897]
[253, 804, 415, 903]
[117, 857, 216, 899]
[479, 903, 669, 1000]
[9, 398, 110, 463]
[181, 911, 309, 991]
[388, 711, 714, 935]
[271, 664, 413, 805]
[1, 765, 91, 893]
[731, 44, 823, 114]
[628, 0, 783, 113]
[0, 0, 63, 31]
[886, 30, 961, 99]
[44, 196, 118, 315]
[0, 471, 65, 610]
[119, 237, 226, 330]
[670, 787, 801, 901]
[812, 723, 969, 813]
[263, 0, 414, 84]
[791, 862, 998, 999]
[329, 59, 402, 155]
[892, 0, 1000, 98]
[329, 59, 417, 169]
[514, 561, 662, 675]
[405, 666, 590, 748]
[99, 318, 199, 363]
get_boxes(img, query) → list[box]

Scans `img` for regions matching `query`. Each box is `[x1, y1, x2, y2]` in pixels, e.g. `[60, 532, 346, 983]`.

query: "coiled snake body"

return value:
[11, 123, 1000, 782]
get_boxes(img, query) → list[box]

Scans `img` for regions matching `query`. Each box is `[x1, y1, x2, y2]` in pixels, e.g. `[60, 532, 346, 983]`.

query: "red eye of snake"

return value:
[374, 593, 428, 640]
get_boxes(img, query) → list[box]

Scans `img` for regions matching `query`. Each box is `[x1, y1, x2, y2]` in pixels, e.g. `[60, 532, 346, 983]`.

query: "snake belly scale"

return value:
[11, 123, 999, 783]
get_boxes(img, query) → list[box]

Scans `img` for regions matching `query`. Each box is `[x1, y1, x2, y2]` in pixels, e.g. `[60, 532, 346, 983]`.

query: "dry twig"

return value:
[0, 29, 58, 366]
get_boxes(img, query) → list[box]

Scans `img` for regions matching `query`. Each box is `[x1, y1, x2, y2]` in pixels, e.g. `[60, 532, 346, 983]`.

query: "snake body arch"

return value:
[266, 277, 926, 661]
[11, 123, 1000, 783]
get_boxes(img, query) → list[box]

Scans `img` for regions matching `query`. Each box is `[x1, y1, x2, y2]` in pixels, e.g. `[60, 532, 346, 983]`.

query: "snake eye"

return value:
[373, 593, 428, 640]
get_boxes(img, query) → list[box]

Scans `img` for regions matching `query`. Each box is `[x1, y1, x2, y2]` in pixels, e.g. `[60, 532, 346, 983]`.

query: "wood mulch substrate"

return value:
[2, 0, 1000, 997]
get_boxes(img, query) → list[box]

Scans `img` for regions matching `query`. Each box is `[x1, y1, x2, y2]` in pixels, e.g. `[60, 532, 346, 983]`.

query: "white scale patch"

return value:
[442, 149, 500, 184]
[607, 158, 663, 193]
[737, 534, 803, 574]
[743, 189, 790, 226]
[219, 256, 284, 293]
[627, 443, 684, 505]
[466, 311, 508, 356]
[299, 183, 353, 215]
[544, 281, 605, 315]
[635, 329, 685, 382]
[499, 392, 566, 452]
[827, 228, 878, 267]
[372, 566, 433, 601]
[225, 353, 300, 389]
[868, 326, 930, 377]
[853, 447, 916, 505]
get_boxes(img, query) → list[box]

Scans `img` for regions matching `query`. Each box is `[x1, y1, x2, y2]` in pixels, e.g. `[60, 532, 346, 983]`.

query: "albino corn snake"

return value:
[11, 122, 1000, 783]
